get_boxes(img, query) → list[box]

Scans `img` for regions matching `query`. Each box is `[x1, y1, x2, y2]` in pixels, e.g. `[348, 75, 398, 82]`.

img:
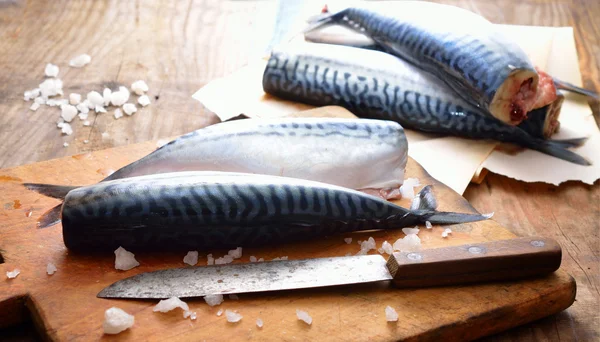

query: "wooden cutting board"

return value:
[0, 107, 575, 341]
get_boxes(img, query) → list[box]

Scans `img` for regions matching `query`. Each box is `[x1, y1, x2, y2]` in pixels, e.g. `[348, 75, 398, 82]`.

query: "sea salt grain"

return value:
[123, 103, 137, 115]
[228, 247, 242, 259]
[30, 102, 40, 111]
[183, 251, 198, 266]
[402, 227, 420, 236]
[34, 96, 45, 104]
[256, 318, 263, 328]
[380, 241, 393, 255]
[344, 237, 352, 244]
[87, 91, 104, 106]
[83, 120, 91, 126]
[225, 310, 243, 323]
[95, 106, 107, 113]
[69, 93, 81, 105]
[207, 254, 214, 265]
[249, 256, 257, 262]
[6, 269, 20, 279]
[110, 86, 130, 106]
[103, 307, 134, 335]
[442, 228, 452, 238]
[103, 88, 112, 106]
[399, 178, 421, 200]
[60, 104, 78, 122]
[61, 123, 73, 135]
[45, 63, 59, 77]
[425, 221, 433, 229]
[131, 80, 149, 95]
[138, 95, 151, 107]
[356, 237, 376, 255]
[46, 263, 57, 275]
[69, 54, 91, 68]
[63, 142, 69, 147]
[153, 297, 189, 313]
[393, 234, 421, 252]
[39, 78, 63, 98]
[114, 246, 140, 271]
[204, 294, 224, 307]
[296, 309, 312, 325]
[114, 108, 124, 119]
[215, 255, 234, 265]
[183, 311, 197, 320]
[77, 101, 90, 114]
[216, 309, 223, 316]
[385, 306, 398, 322]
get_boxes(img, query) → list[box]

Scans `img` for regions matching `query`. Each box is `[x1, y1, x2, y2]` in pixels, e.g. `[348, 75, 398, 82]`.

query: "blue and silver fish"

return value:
[261, 43, 588, 165]
[59, 171, 489, 251]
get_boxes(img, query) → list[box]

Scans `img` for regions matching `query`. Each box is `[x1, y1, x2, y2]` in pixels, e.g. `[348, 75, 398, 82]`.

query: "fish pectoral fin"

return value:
[38, 204, 62, 229]
[413, 185, 438, 211]
[553, 78, 600, 100]
[23, 183, 79, 200]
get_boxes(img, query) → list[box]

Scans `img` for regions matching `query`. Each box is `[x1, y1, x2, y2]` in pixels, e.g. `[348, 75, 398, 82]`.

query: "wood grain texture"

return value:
[0, 0, 598, 341]
[0, 120, 575, 340]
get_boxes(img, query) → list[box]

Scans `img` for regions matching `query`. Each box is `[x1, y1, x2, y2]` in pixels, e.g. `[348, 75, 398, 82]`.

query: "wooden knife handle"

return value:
[386, 237, 562, 288]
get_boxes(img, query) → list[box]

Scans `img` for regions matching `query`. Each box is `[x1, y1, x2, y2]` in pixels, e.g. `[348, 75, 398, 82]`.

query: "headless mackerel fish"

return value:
[25, 117, 409, 223]
[306, 2, 554, 125]
[59, 171, 489, 251]
[262, 43, 589, 165]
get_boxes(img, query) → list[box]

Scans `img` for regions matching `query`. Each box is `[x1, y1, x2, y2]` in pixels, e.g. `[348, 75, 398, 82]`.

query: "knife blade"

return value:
[98, 237, 561, 299]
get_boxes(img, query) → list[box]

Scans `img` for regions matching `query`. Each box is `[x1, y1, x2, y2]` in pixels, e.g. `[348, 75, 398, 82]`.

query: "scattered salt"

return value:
[63, 142, 69, 147]
[83, 120, 91, 126]
[123, 103, 137, 115]
[153, 297, 189, 313]
[385, 306, 398, 322]
[229, 294, 239, 300]
[393, 234, 421, 252]
[272, 256, 288, 261]
[87, 91, 104, 106]
[215, 255, 234, 265]
[228, 247, 242, 259]
[34, 96, 45, 104]
[225, 309, 243, 323]
[399, 178, 421, 200]
[30, 102, 40, 111]
[114, 246, 140, 271]
[110, 86, 130, 106]
[207, 253, 214, 265]
[425, 221, 433, 229]
[44, 63, 59, 77]
[380, 241, 393, 255]
[204, 294, 224, 307]
[296, 309, 312, 325]
[46, 263, 57, 275]
[183, 251, 198, 266]
[402, 227, 420, 236]
[24, 88, 41, 101]
[114, 108, 124, 119]
[249, 256, 257, 262]
[138, 94, 151, 107]
[344, 237, 352, 244]
[103, 307, 134, 335]
[95, 105, 107, 113]
[183, 311, 197, 320]
[256, 318, 263, 328]
[83, 140, 89, 144]
[356, 237, 376, 255]
[61, 123, 73, 135]
[60, 104, 78, 122]
[442, 228, 452, 238]
[69, 54, 91, 68]
[216, 309, 223, 316]
[103, 88, 112, 106]
[69, 93, 81, 105]
[76, 101, 90, 114]
[131, 80, 149, 95]
[39, 78, 63, 98]
[6, 269, 20, 279]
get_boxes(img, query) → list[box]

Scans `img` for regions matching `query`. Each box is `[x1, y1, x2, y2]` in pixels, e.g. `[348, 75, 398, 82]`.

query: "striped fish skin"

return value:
[104, 117, 408, 193]
[61, 172, 421, 251]
[262, 44, 589, 165]
[309, 2, 539, 125]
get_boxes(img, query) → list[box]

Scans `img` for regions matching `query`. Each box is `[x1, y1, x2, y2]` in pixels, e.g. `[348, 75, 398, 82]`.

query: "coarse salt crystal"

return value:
[61, 123, 73, 135]
[385, 306, 398, 322]
[34, 96, 45, 104]
[183, 310, 197, 320]
[402, 227, 420, 236]
[393, 234, 421, 252]
[425, 221, 433, 229]
[39, 78, 63, 98]
[216, 309, 223, 316]
[69, 54, 91, 68]
[114, 108, 124, 119]
[228, 247, 242, 259]
[46, 263, 57, 275]
[103, 307, 134, 335]
[249, 256, 257, 262]
[123, 103, 137, 115]
[95, 105, 106, 113]
[356, 237, 376, 255]
[45, 63, 59, 77]
[153, 297, 189, 313]
[131, 80, 149, 95]
[138, 95, 151, 107]
[207, 253, 214, 265]
[30, 102, 40, 111]
[344, 237, 352, 244]
[77, 101, 90, 114]
[6, 269, 20, 279]
[442, 228, 452, 238]
[183, 251, 198, 266]
[83, 120, 91, 126]
[69, 93, 81, 105]
[215, 255, 234, 265]
[225, 309, 242, 323]
[103, 88, 112, 106]
[228, 294, 239, 300]
[114, 246, 140, 271]
[60, 104, 78, 122]
[399, 178, 421, 200]
[204, 294, 223, 307]
[190, 312, 197, 320]
[63, 142, 69, 147]
[296, 309, 312, 325]
[381, 241, 393, 255]
[256, 318, 263, 328]
[110, 86, 130, 106]
[87, 91, 104, 106]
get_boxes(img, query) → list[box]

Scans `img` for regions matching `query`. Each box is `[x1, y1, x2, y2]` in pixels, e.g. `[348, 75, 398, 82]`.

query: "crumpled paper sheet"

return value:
[193, 25, 599, 194]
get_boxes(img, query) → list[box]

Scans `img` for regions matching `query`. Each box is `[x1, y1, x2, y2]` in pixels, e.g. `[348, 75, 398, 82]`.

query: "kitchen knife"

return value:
[98, 237, 561, 299]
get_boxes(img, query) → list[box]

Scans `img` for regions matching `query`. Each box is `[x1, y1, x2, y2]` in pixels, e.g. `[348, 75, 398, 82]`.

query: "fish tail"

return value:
[525, 138, 591, 166]
[553, 78, 599, 100]
[420, 211, 494, 225]
[547, 137, 588, 149]
[303, 7, 348, 34]
[23, 183, 79, 200]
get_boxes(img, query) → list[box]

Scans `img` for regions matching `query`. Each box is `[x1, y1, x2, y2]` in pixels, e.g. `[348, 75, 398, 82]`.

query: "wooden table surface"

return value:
[0, 0, 598, 341]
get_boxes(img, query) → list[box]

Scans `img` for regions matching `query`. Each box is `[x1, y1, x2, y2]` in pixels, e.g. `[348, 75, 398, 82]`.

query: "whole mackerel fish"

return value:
[261, 43, 588, 165]
[59, 171, 489, 251]
[306, 2, 552, 125]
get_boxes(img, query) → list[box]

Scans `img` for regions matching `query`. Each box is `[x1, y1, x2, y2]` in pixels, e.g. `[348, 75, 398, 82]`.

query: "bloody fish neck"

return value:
[510, 78, 535, 122]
